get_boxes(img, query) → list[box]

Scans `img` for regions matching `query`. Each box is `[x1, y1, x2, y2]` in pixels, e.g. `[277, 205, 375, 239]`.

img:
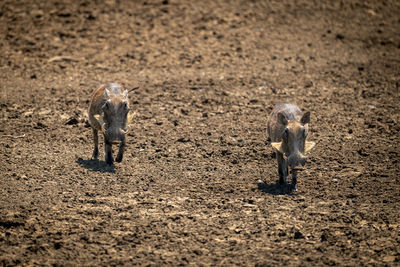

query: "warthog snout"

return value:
[288, 153, 307, 170]
[105, 127, 127, 143]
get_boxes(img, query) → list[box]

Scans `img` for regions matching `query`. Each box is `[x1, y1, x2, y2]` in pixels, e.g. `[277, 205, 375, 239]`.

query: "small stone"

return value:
[66, 117, 79, 125]
[35, 122, 47, 129]
[336, 34, 344, 40]
[304, 81, 313, 88]
[294, 231, 304, 239]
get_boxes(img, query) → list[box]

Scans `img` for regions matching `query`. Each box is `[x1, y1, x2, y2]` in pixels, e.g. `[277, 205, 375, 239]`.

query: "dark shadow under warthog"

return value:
[77, 157, 115, 173]
[257, 181, 294, 195]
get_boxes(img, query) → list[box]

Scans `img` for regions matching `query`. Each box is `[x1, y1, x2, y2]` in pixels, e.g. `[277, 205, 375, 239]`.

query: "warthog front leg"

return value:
[115, 135, 126, 163]
[291, 170, 298, 191]
[104, 137, 113, 165]
[92, 128, 99, 159]
[277, 152, 288, 184]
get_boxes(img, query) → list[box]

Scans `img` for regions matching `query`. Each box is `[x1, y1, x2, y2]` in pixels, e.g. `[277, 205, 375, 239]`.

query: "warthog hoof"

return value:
[291, 183, 298, 191]
[115, 154, 123, 163]
[106, 156, 113, 165]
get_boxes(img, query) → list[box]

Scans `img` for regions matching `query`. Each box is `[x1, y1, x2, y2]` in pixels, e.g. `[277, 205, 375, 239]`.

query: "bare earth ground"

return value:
[0, 0, 400, 265]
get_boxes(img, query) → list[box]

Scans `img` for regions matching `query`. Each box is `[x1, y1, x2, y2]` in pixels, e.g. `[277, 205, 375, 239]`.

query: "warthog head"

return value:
[94, 88, 134, 143]
[271, 111, 315, 170]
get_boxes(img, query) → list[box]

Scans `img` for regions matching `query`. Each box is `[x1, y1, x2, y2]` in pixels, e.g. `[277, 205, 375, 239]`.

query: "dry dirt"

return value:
[1, 0, 400, 266]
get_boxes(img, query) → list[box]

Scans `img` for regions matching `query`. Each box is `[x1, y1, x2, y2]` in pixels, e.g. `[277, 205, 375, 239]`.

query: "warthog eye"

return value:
[283, 128, 289, 138]
[102, 101, 111, 110]
[302, 128, 307, 137]
[122, 102, 129, 111]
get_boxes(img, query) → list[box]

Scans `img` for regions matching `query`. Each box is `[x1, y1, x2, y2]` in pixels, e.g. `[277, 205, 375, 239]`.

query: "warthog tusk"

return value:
[121, 125, 132, 135]
[127, 112, 135, 124]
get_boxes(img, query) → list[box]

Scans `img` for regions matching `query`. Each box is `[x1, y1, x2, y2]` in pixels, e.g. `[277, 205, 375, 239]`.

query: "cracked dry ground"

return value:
[1, 0, 399, 266]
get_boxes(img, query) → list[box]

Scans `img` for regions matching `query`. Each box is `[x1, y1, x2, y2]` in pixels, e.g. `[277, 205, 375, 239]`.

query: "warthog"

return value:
[88, 83, 135, 165]
[267, 103, 316, 190]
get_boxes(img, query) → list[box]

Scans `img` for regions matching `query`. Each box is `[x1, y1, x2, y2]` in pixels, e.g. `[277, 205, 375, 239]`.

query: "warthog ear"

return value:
[301, 111, 311, 125]
[93, 115, 105, 132]
[127, 112, 135, 124]
[105, 88, 110, 98]
[305, 141, 316, 152]
[123, 89, 128, 99]
[271, 142, 284, 153]
[128, 87, 139, 93]
[277, 112, 288, 126]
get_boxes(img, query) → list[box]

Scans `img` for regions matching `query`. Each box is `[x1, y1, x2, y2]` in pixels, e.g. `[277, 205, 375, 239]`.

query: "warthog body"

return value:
[88, 83, 134, 165]
[267, 103, 315, 190]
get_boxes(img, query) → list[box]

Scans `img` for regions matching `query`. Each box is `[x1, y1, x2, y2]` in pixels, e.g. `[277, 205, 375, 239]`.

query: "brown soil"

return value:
[1, 0, 400, 265]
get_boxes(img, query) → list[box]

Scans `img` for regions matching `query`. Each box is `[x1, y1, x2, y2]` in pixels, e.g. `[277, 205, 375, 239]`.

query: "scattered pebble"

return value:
[65, 117, 79, 125]
[294, 231, 304, 239]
